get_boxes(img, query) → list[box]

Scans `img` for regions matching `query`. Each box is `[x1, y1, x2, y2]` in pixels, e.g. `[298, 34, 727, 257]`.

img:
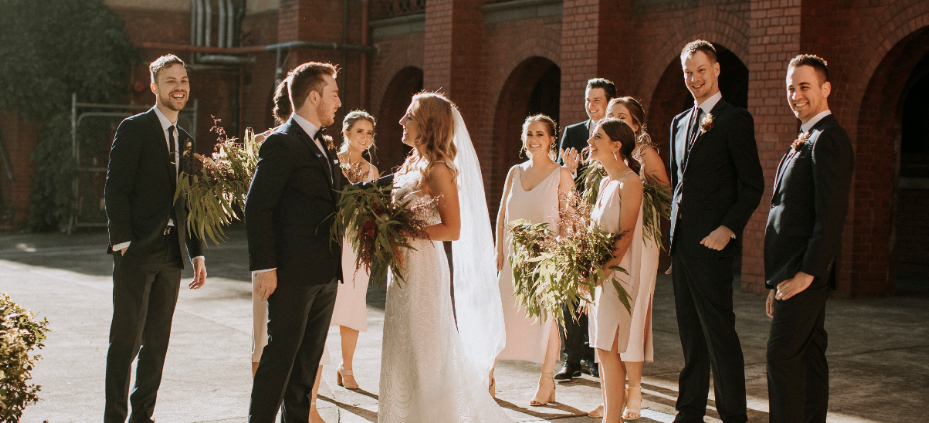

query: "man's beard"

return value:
[317, 100, 335, 127]
[161, 91, 188, 112]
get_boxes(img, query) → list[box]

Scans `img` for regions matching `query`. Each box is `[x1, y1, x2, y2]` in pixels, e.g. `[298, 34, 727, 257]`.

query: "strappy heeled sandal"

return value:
[336, 364, 359, 390]
[529, 372, 557, 406]
[622, 386, 642, 420]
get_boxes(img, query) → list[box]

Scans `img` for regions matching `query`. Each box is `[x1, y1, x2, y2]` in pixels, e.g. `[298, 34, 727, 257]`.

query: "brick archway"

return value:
[850, 26, 929, 297]
[374, 66, 424, 173]
[487, 56, 561, 222]
[638, 8, 749, 111]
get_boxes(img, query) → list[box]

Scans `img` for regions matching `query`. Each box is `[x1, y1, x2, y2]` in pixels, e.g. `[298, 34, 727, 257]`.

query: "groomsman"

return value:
[765, 55, 854, 423]
[103, 54, 207, 422]
[668, 40, 763, 423]
[554, 77, 616, 380]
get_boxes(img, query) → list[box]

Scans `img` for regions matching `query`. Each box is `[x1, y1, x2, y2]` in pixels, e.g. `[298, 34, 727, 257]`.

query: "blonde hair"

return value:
[398, 92, 459, 183]
[520, 114, 558, 161]
[338, 110, 377, 155]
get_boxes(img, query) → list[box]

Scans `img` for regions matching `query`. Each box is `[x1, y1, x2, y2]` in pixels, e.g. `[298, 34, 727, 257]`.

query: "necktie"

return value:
[314, 129, 333, 182]
[168, 125, 177, 178]
[688, 107, 703, 147]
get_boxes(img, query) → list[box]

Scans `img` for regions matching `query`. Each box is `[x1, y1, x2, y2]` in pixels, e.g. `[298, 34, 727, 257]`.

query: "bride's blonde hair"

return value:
[398, 92, 459, 183]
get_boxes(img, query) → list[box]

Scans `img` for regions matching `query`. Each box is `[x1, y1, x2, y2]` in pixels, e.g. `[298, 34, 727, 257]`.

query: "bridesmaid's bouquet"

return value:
[580, 163, 671, 250]
[508, 190, 632, 330]
[331, 183, 437, 287]
[174, 117, 262, 245]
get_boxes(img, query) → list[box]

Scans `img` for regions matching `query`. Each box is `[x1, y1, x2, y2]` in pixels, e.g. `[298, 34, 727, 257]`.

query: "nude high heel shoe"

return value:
[622, 386, 642, 420]
[337, 364, 359, 390]
[529, 372, 556, 406]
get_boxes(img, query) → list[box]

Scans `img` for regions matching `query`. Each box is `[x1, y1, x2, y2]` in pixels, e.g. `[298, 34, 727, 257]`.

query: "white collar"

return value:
[696, 91, 723, 115]
[153, 105, 177, 131]
[292, 114, 320, 140]
[801, 110, 832, 133]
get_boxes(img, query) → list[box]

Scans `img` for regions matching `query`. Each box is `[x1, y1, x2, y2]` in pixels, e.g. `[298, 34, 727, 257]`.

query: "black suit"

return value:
[556, 119, 595, 366]
[103, 108, 204, 423]
[668, 98, 763, 423]
[764, 114, 853, 423]
[245, 117, 347, 422]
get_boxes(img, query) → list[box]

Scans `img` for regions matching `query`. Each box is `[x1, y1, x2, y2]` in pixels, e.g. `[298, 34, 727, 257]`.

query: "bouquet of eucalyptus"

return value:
[579, 163, 671, 250]
[508, 190, 632, 330]
[331, 183, 437, 287]
[174, 117, 261, 245]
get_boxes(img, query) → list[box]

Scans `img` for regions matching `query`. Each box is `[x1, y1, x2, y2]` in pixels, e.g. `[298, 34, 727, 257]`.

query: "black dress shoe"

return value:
[580, 358, 599, 378]
[554, 362, 582, 380]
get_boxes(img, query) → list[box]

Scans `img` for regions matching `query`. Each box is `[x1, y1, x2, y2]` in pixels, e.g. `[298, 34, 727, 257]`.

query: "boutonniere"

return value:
[324, 134, 336, 151]
[699, 113, 714, 135]
[791, 132, 810, 152]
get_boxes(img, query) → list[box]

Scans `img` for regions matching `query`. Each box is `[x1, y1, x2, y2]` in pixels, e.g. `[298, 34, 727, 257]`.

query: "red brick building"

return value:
[1, 0, 927, 297]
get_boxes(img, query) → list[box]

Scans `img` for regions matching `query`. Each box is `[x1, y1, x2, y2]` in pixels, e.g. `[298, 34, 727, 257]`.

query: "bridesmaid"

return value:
[599, 97, 669, 420]
[331, 110, 379, 390]
[585, 118, 645, 423]
[492, 114, 575, 405]
[251, 78, 330, 423]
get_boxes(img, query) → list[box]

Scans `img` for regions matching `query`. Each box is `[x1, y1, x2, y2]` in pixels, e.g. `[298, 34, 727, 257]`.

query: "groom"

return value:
[668, 40, 763, 423]
[765, 54, 853, 423]
[246, 62, 346, 422]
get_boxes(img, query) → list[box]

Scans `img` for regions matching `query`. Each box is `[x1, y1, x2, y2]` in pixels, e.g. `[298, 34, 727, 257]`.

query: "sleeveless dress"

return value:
[331, 164, 378, 331]
[588, 173, 644, 353]
[378, 169, 512, 423]
[620, 176, 660, 362]
[497, 164, 560, 363]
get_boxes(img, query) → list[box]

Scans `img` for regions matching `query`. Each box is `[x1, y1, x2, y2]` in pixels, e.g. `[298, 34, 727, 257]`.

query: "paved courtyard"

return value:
[1, 226, 926, 422]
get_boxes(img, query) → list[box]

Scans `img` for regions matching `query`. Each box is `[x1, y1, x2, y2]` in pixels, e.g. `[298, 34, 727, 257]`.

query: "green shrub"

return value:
[0, 0, 139, 231]
[0, 293, 50, 421]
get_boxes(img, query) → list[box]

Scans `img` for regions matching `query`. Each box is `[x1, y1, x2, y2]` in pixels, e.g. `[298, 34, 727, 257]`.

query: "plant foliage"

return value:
[0, 0, 139, 230]
[0, 293, 50, 421]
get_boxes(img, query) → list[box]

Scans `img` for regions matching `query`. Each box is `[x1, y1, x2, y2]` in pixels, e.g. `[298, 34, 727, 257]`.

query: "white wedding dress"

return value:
[378, 169, 512, 423]
[378, 105, 510, 422]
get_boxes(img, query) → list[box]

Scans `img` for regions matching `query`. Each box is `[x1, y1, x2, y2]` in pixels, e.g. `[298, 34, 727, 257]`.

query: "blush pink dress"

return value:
[588, 172, 644, 353]
[496, 164, 561, 363]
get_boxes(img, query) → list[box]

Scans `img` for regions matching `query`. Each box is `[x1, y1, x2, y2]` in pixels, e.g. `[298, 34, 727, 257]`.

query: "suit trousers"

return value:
[104, 233, 183, 423]
[671, 254, 747, 423]
[767, 279, 829, 423]
[249, 278, 339, 423]
[559, 302, 594, 364]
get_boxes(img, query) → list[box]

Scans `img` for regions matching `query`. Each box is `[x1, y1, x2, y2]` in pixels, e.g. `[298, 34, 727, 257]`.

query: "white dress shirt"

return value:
[697, 91, 723, 115]
[113, 106, 203, 262]
[801, 110, 832, 134]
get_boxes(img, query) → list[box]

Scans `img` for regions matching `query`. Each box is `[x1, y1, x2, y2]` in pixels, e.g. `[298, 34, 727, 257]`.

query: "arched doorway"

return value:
[375, 67, 424, 173]
[856, 28, 929, 296]
[646, 44, 749, 271]
[488, 57, 561, 221]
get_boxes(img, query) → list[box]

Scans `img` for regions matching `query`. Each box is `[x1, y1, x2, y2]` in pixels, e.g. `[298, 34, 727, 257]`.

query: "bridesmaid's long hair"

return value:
[398, 92, 459, 183]
[596, 118, 642, 174]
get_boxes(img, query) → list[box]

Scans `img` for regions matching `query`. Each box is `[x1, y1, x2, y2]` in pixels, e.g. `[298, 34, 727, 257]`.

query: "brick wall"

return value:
[0, 110, 39, 227]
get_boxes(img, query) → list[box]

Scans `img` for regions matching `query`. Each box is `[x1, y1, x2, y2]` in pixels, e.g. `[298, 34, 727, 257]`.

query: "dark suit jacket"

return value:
[104, 108, 203, 267]
[245, 117, 348, 286]
[558, 120, 591, 189]
[669, 98, 764, 257]
[764, 115, 854, 289]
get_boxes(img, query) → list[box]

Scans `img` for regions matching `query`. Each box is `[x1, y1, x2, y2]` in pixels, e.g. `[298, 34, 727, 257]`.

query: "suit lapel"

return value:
[772, 115, 835, 197]
[683, 100, 728, 174]
[287, 118, 334, 189]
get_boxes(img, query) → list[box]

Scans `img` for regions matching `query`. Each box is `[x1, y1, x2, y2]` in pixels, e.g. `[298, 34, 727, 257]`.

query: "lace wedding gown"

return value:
[378, 171, 512, 423]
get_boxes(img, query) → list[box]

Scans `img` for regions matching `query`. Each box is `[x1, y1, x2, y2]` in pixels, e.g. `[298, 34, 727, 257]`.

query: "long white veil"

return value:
[450, 106, 506, 385]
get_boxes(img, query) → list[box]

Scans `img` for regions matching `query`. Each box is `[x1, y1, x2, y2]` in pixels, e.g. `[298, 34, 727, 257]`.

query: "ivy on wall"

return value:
[0, 0, 139, 231]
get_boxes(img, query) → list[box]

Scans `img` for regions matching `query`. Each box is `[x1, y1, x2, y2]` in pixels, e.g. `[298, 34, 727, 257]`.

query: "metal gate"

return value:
[69, 93, 198, 233]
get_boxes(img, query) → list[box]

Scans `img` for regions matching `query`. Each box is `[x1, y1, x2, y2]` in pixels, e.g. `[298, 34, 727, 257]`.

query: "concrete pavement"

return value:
[0, 226, 926, 422]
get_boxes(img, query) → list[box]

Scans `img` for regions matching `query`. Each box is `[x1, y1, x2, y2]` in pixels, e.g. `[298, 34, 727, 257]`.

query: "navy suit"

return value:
[668, 98, 763, 423]
[765, 114, 854, 423]
[245, 117, 347, 422]
[103, 108, 203, 423]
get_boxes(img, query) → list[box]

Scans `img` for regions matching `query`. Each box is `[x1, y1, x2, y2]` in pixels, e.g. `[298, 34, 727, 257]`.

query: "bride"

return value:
[378, 92, 512, 422]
